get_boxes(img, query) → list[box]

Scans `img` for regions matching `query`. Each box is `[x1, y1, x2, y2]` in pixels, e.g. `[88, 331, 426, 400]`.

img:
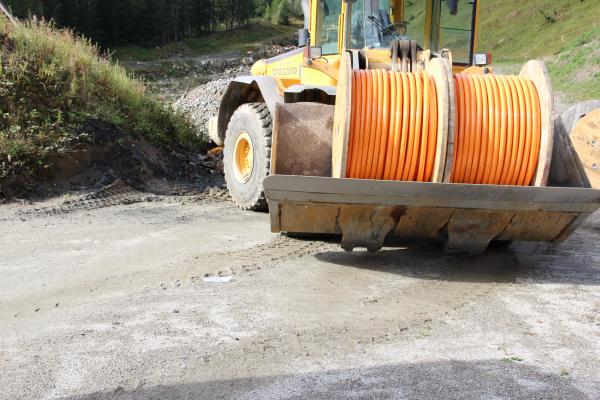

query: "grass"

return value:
[113, 22, 298, 62]
[477, 0, 600, 62]
[501, 356, 524, 363]
[547, 28, 600, 101]
[0, 16, 204, 181]
[404, 0, 600, 101]
[475, 0, 600, 102]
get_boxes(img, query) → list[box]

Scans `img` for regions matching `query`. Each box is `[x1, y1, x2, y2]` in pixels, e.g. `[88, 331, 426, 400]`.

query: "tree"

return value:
[4, 0, 266, 47]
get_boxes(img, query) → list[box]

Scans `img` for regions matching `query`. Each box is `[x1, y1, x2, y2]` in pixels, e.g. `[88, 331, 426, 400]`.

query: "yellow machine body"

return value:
[216, 0, 600, 254]
[251, 0, 483, 91]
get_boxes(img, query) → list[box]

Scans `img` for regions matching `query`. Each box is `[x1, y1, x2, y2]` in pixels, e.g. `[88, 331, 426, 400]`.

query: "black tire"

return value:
[223, 103, 272, 210]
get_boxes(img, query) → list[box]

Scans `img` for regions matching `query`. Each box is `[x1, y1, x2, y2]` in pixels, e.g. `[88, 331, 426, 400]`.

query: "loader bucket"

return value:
[264, 176, 600, 254]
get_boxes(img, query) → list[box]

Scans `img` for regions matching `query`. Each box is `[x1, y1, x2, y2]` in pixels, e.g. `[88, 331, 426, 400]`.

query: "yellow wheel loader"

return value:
[209, 0, 600, 254]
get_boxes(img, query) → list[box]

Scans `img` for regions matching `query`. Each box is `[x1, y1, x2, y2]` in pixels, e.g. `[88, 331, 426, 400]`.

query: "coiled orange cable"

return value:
[347, 70, 439, 182]
[450, 73, 541, 186]
[346, 70, 541, 187]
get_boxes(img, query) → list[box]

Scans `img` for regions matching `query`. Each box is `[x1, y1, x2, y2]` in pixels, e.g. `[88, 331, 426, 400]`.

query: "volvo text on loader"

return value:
[208, 0, 600, 254]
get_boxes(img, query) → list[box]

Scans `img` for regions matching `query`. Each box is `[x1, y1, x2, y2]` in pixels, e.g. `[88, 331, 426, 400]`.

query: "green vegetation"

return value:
[6, 0, 262, 46]
[478, 0, 600, 61]
[501, 356, 524, 363]
[6, 0, 301, 49]
[0, 16, 202, 181]
[476, 0, 600, 102]
[266, 0, 303, 26]
[114, 23, 297, 62]
[547, 28, 600, 100]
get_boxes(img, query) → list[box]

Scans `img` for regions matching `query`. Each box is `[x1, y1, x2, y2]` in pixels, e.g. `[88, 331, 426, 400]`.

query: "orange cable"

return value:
[450, 74, 542, 186]
[424, 75, 438, 182]
[346, 70, 438, 182]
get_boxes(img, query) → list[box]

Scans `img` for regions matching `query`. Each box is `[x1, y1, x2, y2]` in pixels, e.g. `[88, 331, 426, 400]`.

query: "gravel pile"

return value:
[174, 77, 234, 139]
[173, 43, 296, 141]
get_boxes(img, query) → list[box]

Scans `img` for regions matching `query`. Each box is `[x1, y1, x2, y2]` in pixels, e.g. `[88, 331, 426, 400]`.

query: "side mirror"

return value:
[298, 29, 310, 47]
[303, 46, 323, 64]
[308, 46, 323, 59]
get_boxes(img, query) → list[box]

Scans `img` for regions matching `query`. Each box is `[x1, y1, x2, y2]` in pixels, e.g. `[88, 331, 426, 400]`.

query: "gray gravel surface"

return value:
[0, 192, 599, 400]
[170, 44, 295, 139]
[174, 78, 234, 139]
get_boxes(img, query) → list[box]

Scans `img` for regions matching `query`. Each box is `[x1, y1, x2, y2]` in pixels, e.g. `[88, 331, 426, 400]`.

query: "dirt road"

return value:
[1, 187, 599, 399]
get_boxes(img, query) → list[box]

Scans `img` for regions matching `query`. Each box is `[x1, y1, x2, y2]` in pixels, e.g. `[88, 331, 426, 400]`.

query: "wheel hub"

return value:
[233, 131, 254, 183]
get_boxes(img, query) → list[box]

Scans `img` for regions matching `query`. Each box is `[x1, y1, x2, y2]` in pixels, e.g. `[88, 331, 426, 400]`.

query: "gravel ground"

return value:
[174, 77, 235, 138]
[127, 43, 296, 140]
[0, 191, 599, 400]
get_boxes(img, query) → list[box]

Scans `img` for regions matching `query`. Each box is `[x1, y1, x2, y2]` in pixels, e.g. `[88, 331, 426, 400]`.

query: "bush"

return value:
[273, 0, 292, 25]
[0, 16, 203, 181]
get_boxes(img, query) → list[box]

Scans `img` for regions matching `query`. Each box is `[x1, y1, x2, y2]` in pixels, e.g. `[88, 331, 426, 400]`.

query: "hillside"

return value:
[478, 0, 599, 61]
[0, 16, 208, 197]
[477, 0, 600, 101]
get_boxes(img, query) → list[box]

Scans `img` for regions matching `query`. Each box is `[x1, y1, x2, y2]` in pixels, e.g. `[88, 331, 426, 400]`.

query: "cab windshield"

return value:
[349, 0, 476, 64]
[350, 0, 395, 49]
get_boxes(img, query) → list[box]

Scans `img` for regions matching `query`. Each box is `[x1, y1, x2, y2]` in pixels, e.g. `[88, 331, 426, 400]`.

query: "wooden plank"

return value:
[271, 103, 334, 176]
[331, 51, 352, 178]
[519, 60, 554, 187]
[570, 109, 600, 188]
[444, 57, 457, 183]
[425, 58, 452, 183]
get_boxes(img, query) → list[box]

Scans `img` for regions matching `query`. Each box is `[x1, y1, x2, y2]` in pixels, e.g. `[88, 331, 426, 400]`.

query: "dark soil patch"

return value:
[0, 118, 222, 201]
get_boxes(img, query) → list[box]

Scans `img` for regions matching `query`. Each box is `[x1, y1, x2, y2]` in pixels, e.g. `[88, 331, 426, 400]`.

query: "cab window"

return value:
[316, 0, 342, 54]
[351, 0, 404, 49]
[438, 0, 476, 64]
[404, 0, 426, 45]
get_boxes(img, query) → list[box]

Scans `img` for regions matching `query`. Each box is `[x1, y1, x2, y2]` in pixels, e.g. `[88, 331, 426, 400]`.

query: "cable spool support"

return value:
[333, 59, 451, 182]
[449, 61, 553, 187]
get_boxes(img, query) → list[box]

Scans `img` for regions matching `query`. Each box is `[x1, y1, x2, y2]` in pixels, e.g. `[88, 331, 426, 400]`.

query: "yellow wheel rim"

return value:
[233, 131, 254, 183]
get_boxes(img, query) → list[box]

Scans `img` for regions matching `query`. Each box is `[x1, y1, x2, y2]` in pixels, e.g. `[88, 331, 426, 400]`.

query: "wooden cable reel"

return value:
[570, 108, 600, 188]
[332, 55, 554, 187]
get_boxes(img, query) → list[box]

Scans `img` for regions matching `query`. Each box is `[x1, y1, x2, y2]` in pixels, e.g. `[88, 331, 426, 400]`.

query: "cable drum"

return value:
[346, 69, 439, 181]
[451, 74, 542, 186]
[332, 55, 553, 188]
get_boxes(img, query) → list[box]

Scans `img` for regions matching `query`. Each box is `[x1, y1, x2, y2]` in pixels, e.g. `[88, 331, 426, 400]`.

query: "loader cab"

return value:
[310, 0, 479, 67]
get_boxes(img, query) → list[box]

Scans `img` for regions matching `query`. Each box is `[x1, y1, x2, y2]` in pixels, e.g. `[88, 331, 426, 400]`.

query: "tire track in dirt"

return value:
[200, 237, 518, 345]
[200, 235, 340, 278]
[194, 246, 522, 367]
[15, 179, 230, 219]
